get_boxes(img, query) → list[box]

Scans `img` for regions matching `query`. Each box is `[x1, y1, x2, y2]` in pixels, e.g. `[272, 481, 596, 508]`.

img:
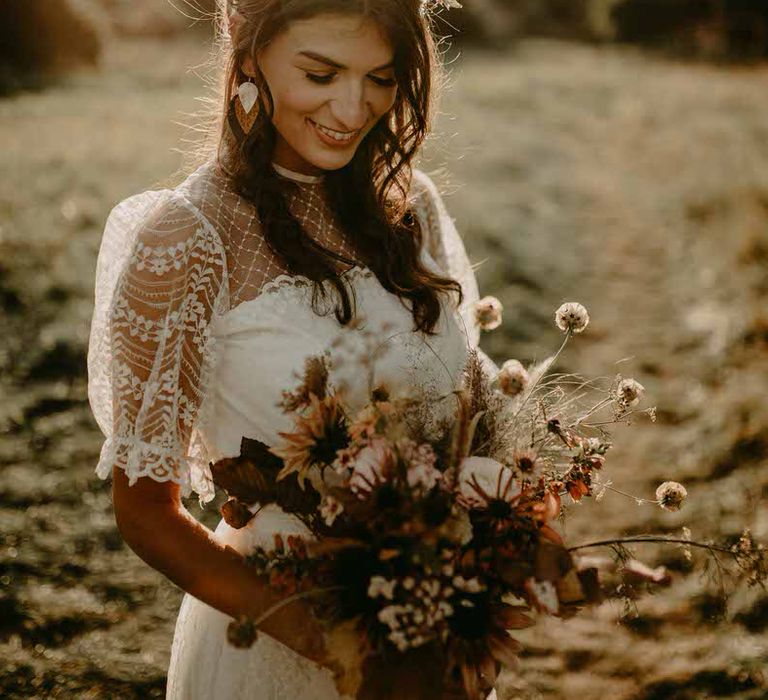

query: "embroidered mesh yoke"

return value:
[87, 156, 497, 700]
[88, 158, 487, 505]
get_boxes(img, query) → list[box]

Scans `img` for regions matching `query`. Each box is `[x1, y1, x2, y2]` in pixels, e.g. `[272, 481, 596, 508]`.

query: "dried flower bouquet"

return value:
[211, 300, 766, 700]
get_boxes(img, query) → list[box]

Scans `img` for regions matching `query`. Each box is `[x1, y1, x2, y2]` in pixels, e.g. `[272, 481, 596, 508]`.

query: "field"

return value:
[1, 32, 767, 699]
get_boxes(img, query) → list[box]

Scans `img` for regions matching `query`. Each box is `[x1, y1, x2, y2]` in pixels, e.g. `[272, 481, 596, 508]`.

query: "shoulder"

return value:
[409, 167, 442, 209]
[408, 167, 456, 230]
[94, 176, 228, 317]
[104, 164, 226, 259]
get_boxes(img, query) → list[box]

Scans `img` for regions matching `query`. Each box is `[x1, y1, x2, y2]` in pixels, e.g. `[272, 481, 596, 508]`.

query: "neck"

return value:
[217, 121, 327, 184]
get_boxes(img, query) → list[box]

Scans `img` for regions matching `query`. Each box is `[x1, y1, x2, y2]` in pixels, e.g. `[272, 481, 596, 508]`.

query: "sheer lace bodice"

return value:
[88, 158, 486, 507]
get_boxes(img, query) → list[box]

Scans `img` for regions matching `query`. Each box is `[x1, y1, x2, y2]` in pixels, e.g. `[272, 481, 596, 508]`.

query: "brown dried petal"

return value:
[576, 566, 604, 604]
[487, 632, 522, 670]
[534, 540, 573, 581]
[220, 498, 256, 529]
[494, 605, 535, 630]
[555, 568, 585, 605]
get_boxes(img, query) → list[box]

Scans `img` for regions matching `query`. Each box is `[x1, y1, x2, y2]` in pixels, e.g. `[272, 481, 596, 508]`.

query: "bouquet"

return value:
[211, 300, 767, 700]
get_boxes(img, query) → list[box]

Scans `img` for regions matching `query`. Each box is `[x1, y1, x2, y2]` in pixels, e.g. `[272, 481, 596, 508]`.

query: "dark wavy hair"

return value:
[212, 0, 462, 334]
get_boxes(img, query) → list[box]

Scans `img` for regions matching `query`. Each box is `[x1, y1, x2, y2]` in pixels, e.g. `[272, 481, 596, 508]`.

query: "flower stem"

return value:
[253, 585, 347, 627]
[602, 483, 655, 504]
[514, 330, 572, 418]
[568, 535, 733, 555]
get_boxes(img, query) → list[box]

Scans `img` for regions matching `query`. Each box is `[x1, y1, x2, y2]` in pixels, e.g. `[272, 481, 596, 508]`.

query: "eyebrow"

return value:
[297, 50, 394, 72]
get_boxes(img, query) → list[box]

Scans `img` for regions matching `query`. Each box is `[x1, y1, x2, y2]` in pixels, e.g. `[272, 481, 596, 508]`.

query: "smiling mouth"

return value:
[308, 118, 360, 144]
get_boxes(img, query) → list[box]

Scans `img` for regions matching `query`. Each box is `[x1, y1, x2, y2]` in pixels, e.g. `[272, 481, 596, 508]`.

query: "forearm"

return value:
[117, 500, 274, 622]
[110, 463, 331, 666]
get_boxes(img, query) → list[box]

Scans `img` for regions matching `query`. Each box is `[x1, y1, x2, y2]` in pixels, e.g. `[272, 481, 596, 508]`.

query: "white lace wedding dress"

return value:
[87, 154, 498, 700]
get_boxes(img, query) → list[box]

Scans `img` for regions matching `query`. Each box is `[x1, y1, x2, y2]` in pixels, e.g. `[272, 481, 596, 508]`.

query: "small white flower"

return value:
[388, 630, 409, 651]
[555, 302, 590, 334]
[442, 509, 473, 545]
[402, 577, 415, 590]
[452, 575, 485, 593]
[497, 359, 530, 397]
[319, 495, 344, 526]
[655, 481, 688, 512]
[526, 578, 559, 614]
[616, 378, 645, 408]
[368, 576, 397, 600]
[474, 296, 503, 331]
[406, 462, 442, 491]
[377, 604, 404, 628]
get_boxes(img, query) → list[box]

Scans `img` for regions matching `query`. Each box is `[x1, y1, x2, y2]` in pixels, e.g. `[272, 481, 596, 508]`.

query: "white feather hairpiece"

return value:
[427, 0, 463, 8]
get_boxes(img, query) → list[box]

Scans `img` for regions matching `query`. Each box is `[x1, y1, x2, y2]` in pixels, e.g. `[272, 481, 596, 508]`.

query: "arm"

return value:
[111, 469, 328, 663]
[88, 192, 327, 665]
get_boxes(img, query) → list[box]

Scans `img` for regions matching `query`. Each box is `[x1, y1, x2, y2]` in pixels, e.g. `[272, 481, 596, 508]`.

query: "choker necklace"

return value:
[271, 162, 325, 184]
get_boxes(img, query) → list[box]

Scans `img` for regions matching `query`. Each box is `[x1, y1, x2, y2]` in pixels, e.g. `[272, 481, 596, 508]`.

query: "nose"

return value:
[330, 81, 371, 132]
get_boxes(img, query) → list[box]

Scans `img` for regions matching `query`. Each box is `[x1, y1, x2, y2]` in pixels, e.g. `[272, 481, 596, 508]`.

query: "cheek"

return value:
[272, 81, 324, 122]
[367, 90, 397, 127]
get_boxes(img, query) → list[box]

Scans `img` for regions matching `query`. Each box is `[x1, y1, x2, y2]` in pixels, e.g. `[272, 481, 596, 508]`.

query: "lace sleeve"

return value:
[410, 169, 498, 373]
[87, 189, 229, 505]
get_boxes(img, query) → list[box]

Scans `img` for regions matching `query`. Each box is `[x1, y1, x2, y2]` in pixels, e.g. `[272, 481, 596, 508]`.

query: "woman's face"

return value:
[247, 13, 399, 176]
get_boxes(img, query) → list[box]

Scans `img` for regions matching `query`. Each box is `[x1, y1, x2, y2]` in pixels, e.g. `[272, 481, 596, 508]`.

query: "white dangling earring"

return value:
[230, 76, 260, 138]
[237, 78, 259, 115]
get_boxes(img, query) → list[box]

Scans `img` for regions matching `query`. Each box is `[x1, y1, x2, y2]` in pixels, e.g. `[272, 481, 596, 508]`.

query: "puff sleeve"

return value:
[87, 189, 229, 505]
[411, 169, 498, 372]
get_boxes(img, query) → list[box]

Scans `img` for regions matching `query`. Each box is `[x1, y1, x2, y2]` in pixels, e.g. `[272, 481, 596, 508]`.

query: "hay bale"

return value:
[0, 0, 102, 91]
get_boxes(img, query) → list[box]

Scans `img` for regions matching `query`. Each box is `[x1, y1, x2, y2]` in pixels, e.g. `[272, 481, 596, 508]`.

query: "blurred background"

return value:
[1, 1, 767, 698]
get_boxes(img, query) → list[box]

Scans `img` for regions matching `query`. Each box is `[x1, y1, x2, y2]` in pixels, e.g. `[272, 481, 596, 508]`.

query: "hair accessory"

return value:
[422, 0, 463, 10]
[227, 8, 246, 42]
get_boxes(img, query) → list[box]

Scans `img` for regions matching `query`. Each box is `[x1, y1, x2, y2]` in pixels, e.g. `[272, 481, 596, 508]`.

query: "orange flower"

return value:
[270, 393, 349, 488]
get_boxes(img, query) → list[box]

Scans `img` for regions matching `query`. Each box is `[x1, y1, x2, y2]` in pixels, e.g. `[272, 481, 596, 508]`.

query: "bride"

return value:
[87, 0, 499, 697]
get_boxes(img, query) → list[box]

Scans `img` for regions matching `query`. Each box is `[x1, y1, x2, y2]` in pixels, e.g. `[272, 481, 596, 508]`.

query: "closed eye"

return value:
[369, 75, 397, 88]
[304, 72, 396, 88]
[305, 72, 335, 85]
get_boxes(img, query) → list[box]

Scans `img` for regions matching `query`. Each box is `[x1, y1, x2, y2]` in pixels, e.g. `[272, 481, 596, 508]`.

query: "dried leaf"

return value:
[494, 604, 535, 630]
[210, 455, 272, 504]
[487, 632, 521, 670]
[535, 540, 571, 581]
[220, 498, 256, 529]
[555, 568, 585, 605]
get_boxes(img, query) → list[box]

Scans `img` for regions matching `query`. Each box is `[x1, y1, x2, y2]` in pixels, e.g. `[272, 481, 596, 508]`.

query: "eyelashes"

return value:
[304, 73, 334, 85]
[304, 73, 397, 88]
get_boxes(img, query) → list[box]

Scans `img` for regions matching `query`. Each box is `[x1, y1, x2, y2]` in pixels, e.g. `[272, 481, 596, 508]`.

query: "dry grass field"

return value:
[1, 31, 767, 699]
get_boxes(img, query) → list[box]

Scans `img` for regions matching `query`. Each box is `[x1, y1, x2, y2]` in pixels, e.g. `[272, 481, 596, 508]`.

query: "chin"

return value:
[305, 149, 356, 172]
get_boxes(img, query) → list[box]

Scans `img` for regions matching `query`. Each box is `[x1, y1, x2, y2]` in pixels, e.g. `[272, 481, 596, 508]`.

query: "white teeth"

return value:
[312, 120, 357, 142]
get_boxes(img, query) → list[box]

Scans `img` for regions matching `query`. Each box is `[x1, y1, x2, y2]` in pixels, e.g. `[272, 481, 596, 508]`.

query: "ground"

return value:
[0, 33, 766, 699]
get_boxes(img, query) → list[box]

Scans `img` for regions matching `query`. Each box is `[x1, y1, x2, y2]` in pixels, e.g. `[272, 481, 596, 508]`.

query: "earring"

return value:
[229, 77, 260, 139]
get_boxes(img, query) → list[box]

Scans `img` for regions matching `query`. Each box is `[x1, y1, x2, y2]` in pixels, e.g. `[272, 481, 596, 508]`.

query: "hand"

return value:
[254, 592, 367, 696]
[256, 592, 329, 666]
